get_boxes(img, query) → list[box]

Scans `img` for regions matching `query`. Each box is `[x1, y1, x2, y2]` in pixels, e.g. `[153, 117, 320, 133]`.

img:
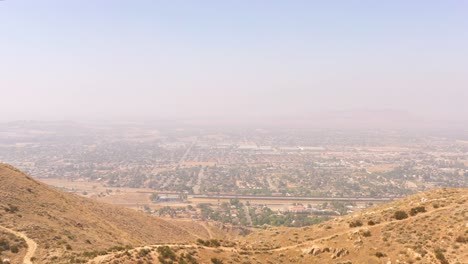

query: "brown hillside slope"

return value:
[91, 188, 467, 264]
[239, 188, 468, 263]
[0, 163, 219, 263]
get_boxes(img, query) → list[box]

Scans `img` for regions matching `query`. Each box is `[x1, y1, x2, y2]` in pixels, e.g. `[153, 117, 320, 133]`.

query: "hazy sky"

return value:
[0, 1, 467, 123]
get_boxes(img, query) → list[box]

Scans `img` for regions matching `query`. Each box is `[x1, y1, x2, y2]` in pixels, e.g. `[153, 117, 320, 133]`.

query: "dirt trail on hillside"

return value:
[270, 206, 450, 252]
[89, 244, 237, 264]
[90, 206, 453, 263]
[201, 222, 214, 239]
[0, 225, 38, 264]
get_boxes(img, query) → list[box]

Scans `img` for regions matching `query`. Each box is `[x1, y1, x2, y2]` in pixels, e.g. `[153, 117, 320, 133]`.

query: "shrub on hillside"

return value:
[157, 246, 175, 261]
[196, 239, 220, 247]
[434, 248, 448, 264]
[211, 258, 223, 264]
[361, 230, 371, 237]
[5, 204, 19, 213]
[455, 236, 467, 243]
[0, 238, 10, 251]
[409, 206, 426, 216]
[375, 252, 386, 258]
[10, 245, 19, 253]
[394, 210, 408, 220]
[138, 248, 151, 257]
[184, 252, 199, 264]
[349, 220, 363, 228]
[209, 239, 221, 247]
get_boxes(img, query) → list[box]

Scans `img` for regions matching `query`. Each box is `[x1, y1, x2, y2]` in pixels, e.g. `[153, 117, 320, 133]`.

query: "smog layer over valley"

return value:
[0, 1, 467, 264]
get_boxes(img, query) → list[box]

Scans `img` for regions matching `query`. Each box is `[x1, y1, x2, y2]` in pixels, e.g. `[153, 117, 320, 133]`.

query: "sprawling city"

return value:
[1, 121, 466, 229]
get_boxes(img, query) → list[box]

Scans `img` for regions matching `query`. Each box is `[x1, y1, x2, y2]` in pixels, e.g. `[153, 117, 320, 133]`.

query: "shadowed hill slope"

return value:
[0, 163, 218, 263]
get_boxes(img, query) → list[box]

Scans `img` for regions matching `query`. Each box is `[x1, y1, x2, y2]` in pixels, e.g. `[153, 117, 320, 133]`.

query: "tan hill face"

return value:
[0, 164, 219, 263]
[238, 188, 468, 264]
[90, 188, 467, 264]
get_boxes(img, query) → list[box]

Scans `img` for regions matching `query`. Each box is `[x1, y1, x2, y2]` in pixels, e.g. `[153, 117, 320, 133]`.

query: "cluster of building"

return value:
[1, 122, 466, 201]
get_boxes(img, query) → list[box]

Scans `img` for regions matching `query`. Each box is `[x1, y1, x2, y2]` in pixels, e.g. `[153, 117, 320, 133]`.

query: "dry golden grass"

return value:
[0, 164, 222, 263]
[0, 229, 29, 263]
[93, 188, 467, 264]
[1, 163, 466, 264]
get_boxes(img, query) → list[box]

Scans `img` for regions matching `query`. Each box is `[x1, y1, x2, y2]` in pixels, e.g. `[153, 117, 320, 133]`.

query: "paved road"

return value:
[243, 203, 253, 226]
[0, 225, 37, 264]
[178, 140, 196, 165]
[190, 194, 394, 202]
[266, 176, 278, 192]
[192, 166, 205, 195]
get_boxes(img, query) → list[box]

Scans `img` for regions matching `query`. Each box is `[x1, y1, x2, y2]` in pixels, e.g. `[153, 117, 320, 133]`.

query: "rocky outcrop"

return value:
[331, 248, 349, 259]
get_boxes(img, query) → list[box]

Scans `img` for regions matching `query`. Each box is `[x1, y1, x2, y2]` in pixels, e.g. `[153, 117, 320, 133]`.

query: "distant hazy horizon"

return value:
[1, 1, 467, 128]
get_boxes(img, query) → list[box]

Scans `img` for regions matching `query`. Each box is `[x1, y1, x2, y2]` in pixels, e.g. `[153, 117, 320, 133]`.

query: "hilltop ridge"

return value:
[90, 188, 467, 264]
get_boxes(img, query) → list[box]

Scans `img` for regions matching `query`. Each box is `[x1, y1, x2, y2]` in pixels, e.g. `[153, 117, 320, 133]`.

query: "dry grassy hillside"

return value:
[92, 188, 467, 264]
[0, 228, 28, 264]
[0, 163, 222, 263]
[1, 163, 466, 264]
